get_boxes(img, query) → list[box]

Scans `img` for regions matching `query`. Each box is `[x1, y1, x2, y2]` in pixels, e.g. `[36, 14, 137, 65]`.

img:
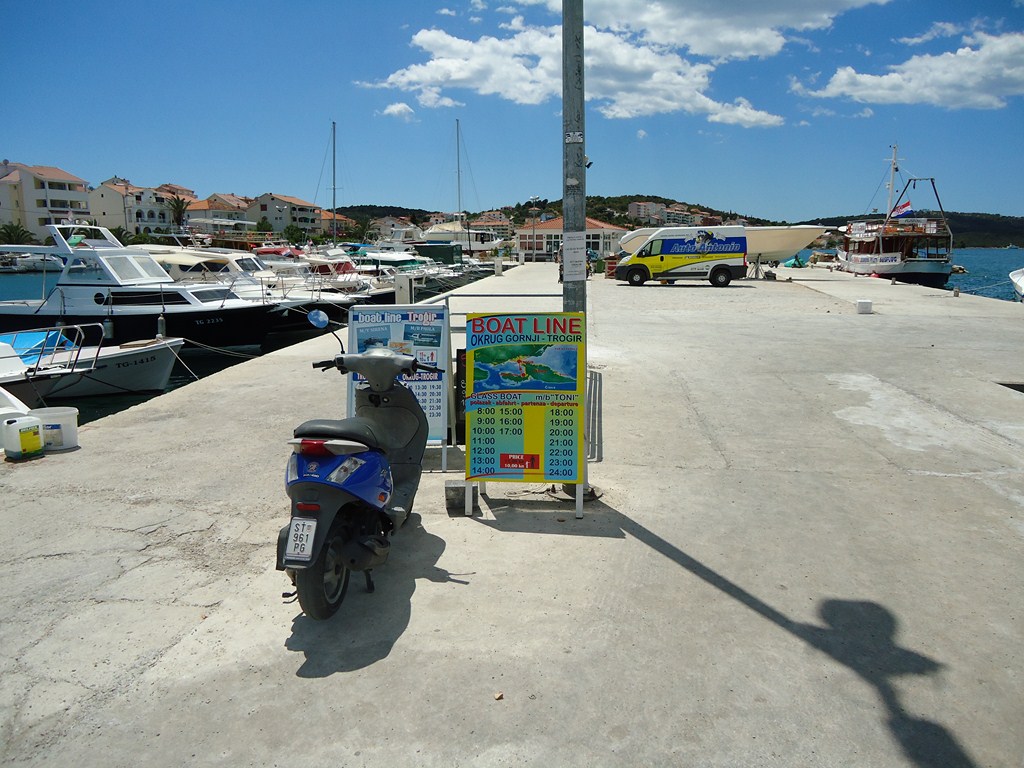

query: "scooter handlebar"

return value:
[415, 363, 445, 374]
[312, 349, 445, 387]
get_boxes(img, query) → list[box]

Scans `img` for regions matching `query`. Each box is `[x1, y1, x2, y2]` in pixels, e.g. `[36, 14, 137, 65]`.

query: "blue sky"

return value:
[3, 0, 1023, 222]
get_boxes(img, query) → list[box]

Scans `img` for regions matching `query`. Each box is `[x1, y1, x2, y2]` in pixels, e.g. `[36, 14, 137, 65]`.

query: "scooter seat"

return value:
[293, 417, 382, 450]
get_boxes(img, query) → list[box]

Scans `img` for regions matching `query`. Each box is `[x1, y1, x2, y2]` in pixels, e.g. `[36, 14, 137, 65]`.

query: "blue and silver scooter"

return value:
[276, 312, 442, 620]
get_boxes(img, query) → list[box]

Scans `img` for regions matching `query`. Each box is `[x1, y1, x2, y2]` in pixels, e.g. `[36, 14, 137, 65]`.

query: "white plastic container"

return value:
[3, 415, 45, 460]
[856, 299, 873, 314]
[28, 406, 80, 452]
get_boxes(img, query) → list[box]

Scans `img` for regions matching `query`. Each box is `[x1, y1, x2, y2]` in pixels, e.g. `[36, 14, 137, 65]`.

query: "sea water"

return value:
[797, 246, 1023, 303]
[946, 247, 1023, 302]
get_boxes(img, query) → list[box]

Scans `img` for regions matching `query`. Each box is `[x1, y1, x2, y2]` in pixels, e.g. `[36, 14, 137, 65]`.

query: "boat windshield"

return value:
[104, 254, 171, 282]
[235, 257, 263, 272]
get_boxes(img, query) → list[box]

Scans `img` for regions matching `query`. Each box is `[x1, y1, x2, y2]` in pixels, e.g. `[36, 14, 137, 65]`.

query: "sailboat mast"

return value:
[455, 119, 469, 256]
[331, 120, 337, 246]
[885, 143, 898, 222]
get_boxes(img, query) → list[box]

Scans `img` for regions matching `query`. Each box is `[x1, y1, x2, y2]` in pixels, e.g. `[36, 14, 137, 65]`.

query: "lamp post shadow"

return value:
[475, 496, 978, 768]
[613, 512, 977, 768]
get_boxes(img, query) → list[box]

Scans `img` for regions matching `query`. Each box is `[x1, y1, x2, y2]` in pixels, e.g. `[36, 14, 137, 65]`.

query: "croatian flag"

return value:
[891, 200, 913, 218]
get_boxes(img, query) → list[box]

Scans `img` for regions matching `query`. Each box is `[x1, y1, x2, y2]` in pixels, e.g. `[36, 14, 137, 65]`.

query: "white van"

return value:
[614, 226, 747, 286]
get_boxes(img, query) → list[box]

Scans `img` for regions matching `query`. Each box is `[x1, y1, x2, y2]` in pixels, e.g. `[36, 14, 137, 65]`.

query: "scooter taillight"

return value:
[296, 502, 321, 512]
[298, 439, 332, 457]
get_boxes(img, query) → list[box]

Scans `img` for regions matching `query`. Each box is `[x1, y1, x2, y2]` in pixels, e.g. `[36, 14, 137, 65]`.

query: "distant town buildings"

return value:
[518, 215, 627, 260]
[0, 157, 741, 254]
[628, 201, 665, 222]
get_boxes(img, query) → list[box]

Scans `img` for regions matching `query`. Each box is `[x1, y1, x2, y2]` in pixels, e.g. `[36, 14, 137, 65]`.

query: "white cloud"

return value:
[376, 16, 784, 126]
[637, 129, 647, 139]
[804, 31, 1024, 109]
[437, 8, 457, 16]
[369, 0, 1022, 129]
[417, 86, 463, 108]
[532, 0, 892, 60]
[898, 21, 962, 45]
[381, 102, 416, 121]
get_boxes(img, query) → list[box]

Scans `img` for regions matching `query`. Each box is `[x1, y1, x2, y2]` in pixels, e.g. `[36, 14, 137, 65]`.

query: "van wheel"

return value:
[710, 269, 732, 287]
[627, 268, 647, 286]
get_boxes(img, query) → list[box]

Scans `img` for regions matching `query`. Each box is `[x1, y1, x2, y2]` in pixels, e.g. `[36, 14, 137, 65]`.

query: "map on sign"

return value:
[472, 344, 578, 394]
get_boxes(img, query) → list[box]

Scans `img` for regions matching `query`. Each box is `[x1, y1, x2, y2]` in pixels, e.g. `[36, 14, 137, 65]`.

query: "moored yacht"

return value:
[835, 146, 953, 287]
[139, 241, 356, 324]
[0, 224, 301, 348]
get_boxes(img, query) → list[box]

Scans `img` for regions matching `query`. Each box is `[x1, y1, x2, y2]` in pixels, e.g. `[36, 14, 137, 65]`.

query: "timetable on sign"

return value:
[465, 313, 585, 483]
[346, 305, 450, 444]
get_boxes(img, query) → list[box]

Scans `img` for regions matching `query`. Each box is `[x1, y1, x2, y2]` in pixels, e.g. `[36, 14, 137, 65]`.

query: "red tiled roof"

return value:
[530, 216, 622, 230]
[12, 164, 86, 184]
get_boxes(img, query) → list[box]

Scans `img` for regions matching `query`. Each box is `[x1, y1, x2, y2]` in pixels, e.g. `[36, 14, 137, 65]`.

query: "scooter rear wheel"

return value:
[295, 520, 351, 620]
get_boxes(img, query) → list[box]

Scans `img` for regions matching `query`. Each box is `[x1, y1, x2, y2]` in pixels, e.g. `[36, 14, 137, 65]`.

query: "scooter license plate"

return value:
[285, 518, 317, 561]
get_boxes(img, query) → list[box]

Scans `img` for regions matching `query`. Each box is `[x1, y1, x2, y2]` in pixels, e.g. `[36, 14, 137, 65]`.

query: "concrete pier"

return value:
[2, 263, 1022, 767]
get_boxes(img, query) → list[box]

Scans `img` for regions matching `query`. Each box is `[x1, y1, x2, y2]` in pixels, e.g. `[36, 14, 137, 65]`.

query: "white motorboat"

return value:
[139, 241, 357, 324]
[0, 340, 78, 407]
[1010, 268, 1024, 302]
[0, 323, 185, 402]
[422, 220, 512, 254]
[17, 253, 66, 272]
[0, 224, 305, 348]
[834, 146, 953, 288]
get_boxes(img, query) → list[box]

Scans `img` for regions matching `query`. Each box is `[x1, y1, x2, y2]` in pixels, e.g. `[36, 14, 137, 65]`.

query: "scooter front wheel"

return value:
[295, 521, 351, 620]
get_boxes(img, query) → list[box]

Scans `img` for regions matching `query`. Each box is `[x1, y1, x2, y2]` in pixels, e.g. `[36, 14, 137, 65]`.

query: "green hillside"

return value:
[334, 197, 1024, 249]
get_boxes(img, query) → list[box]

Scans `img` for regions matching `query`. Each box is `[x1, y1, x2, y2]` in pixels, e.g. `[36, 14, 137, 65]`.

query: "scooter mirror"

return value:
[308, 309, 330, 329]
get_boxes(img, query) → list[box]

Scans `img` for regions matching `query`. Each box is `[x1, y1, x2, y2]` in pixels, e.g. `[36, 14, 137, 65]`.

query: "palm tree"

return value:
[0, 222, 38, 244]
[165, 195, 191, 228]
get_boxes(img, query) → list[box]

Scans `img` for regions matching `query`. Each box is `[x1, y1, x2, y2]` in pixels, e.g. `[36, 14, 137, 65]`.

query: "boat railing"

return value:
[0, 323, 102, 377]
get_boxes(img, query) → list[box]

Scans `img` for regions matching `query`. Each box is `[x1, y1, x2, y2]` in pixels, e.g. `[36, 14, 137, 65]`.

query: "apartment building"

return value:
[0, 161, 91, 241]
[627, 200, 666, 223]
[185, 193, 255, 232]
[470, 210, 514, 240]
[89, 178, 198, 234]
[247, 193, 321, 236]
[663, 205, 701, 226]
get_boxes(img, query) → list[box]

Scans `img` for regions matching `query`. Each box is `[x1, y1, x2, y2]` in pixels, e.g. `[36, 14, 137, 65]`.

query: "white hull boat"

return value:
[1010, 268, 1024, 302]
[0, 225, 295, 348]
[745, 225, 827, 262]
[0, 324, 184, 402]
[834, 146, 953, 288]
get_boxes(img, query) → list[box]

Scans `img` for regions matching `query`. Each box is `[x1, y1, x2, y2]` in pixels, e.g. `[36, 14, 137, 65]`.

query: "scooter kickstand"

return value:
[364, 570, 375, 593]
